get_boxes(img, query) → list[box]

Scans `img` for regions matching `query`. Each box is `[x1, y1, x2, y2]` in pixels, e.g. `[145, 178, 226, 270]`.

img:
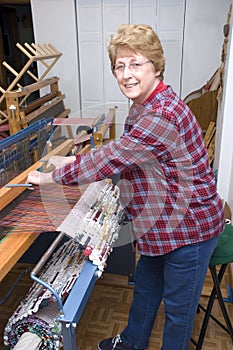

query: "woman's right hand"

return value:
[27, 170, 54, 185]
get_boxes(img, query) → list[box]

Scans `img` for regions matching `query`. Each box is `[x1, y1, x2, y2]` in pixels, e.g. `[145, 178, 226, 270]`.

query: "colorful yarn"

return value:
[4, 314, 61, 349]
[4, 239, 86, 349]
[1, 184, 82, 233]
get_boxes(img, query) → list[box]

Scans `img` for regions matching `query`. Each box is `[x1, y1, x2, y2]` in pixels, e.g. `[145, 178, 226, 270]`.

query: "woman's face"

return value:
[113, 49, 161, 104]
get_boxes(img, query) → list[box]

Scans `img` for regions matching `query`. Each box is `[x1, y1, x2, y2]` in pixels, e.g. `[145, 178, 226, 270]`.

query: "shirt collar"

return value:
[143, 81, 167, 105]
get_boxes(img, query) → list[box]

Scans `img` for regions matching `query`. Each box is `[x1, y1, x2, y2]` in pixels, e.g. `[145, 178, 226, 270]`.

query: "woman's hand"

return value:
[27, 170, 54, 185]
[27, 156, 76, 186]
[46, 155, 76, 169]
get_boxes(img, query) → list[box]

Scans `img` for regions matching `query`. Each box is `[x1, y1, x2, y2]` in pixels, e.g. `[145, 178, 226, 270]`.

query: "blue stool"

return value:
[191, 223, 233, 349]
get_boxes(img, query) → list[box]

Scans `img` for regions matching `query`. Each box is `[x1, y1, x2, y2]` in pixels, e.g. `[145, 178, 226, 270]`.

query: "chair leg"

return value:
[195, 279, 218, 350]
[209, 265, 233, 341]
[194, 264, 231, 350]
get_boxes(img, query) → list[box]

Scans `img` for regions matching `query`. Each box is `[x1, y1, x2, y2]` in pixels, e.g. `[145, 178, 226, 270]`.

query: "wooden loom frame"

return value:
[0, 107, 116, 282]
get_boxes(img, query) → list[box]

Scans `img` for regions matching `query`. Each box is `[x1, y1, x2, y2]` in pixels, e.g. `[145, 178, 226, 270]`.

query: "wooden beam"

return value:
[0, 230, 40, 282]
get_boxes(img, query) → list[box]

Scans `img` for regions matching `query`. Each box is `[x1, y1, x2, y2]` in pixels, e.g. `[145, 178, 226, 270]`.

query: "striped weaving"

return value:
[0, 184, 85, 235]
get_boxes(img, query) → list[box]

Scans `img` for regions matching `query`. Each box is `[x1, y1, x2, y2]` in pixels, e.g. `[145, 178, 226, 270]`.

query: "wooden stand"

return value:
[0, 42, 71, 136]
[4, 76, 71, 136]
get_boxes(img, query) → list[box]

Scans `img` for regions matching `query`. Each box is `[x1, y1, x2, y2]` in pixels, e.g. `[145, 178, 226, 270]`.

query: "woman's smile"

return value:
[114, 51, 161, 104]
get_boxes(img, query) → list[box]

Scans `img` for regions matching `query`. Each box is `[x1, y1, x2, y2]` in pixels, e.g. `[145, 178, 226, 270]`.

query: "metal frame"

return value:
[191, 264, 233, 349]
[30, 232, 99, 350]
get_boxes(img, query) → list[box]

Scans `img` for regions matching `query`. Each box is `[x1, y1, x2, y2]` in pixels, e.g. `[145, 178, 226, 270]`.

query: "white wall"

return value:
[216, 22, 233, 214]
[30, 0, 81, 117]
[181, 0, 232, 98]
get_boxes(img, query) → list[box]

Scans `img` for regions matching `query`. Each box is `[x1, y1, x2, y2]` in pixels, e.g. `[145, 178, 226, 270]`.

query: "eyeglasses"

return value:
[112, 60, 152, 75]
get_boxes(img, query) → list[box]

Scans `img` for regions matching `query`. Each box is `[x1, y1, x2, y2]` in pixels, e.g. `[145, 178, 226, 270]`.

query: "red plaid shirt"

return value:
[53, 84, 225, 256]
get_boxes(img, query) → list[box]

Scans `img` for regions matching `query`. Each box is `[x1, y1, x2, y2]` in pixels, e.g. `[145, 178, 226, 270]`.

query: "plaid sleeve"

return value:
[52, 109, 183, 187]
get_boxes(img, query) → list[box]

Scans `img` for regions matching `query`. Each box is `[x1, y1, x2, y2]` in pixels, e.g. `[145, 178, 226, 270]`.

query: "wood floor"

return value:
[1, 263, 233, 350]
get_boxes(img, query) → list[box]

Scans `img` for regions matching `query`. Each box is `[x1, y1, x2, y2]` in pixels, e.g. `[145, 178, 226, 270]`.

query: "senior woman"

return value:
[27, 24, 225, 350]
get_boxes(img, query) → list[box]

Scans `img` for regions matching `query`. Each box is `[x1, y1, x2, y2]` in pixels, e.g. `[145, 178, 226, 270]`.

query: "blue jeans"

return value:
[121, 236, 218, 350]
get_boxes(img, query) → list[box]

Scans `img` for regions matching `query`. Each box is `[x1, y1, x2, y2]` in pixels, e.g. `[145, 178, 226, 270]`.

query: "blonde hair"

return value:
[108, 24, 165, 80]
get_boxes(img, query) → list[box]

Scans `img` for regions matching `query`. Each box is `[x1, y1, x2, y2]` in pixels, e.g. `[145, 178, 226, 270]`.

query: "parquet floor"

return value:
[1, 263, 233, 350]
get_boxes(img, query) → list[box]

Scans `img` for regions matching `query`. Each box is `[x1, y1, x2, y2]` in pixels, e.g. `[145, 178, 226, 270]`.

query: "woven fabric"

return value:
[1, 184, 83, 234]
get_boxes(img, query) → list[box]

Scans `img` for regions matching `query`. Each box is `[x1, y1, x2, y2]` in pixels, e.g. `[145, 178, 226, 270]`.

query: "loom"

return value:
[3, 179, 124, 350]
[0, 108, 135, 350]
[0, 118, 53, 188]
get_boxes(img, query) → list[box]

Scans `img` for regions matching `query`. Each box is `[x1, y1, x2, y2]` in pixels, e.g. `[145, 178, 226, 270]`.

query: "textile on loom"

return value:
[0, 119, 48, 188]
[3, 179, 124, 349]
[0, 183, 84, 235]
